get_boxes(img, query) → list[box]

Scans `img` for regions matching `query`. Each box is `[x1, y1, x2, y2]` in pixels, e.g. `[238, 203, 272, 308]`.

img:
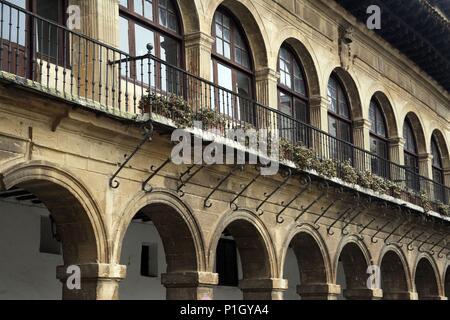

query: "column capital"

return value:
[389, 136, 405, 146]
[297, 283, 341, 300]
[161, 271, 219, 288]
[184, 32, 215, 49]
[255, 67, 279, 82]
[56, 263, 126, 300]
[383, 291, 418, 300]
[56, 263, 127, 281]
[239, 278, 288, 300]
[344, 288, 383, 300]
[353, 117, 371, 128]
[309, 95, 330, 108]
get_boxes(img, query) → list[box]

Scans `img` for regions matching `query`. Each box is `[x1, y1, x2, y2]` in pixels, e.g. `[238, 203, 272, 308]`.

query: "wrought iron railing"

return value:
[0, 0, 449, 209]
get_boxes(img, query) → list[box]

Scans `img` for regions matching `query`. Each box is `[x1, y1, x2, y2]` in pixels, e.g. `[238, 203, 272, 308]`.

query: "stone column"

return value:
[255, 68, 279, 108]
[419, 153, 433, 179]
[353, 118, 371, 172]
[68, 0, 122, 107]
[297, 283, 341, 300]
[184, 32, 215, 79]
[383, 291, 418, 300]
[309, 95, 329, 131]
[161, 272, 218, 300]
[239, 278, 288, 300]
[344, 288, 383, 300]
[389, 136, 406, 187]
[57, 263, 126, 300]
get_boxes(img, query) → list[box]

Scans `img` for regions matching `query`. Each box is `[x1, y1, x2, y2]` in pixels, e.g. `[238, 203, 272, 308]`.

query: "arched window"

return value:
[403, 119, 420, 191]
[431, 134, 445, 202]
[211, 7, 254, 124]
[119, 0, 182, 90]
[277, 44, 308, 144]
[369, 99, 389, 177]
[327, 74, 352, 161]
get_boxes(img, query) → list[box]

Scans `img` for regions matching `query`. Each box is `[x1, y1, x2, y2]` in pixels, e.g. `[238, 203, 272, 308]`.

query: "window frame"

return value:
[327, 74, 353, 143]
[210, 6, 255, 123]
[277, 43, 309, 123]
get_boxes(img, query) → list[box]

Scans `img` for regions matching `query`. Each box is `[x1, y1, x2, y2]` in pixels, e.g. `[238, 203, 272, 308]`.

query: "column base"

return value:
[162, 272, 218, 300]
[57, 263, 127, 300]
[344, 288, 383, 300]
[297, 284, 341, 300]
[383, 291, 418, 300]
[418, 294, 448, 300]
[239, 278, 288, 300]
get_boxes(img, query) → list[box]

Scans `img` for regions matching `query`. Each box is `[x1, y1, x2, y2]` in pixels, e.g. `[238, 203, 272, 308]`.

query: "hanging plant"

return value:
[419, 192, 433, 214]
[194, 108, 226, 130]
[437, 202, 450, 217]
[340, 160, 358, 184]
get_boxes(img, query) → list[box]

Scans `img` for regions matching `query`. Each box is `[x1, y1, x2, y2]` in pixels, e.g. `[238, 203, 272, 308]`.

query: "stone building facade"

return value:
[0, 0, 449, 300]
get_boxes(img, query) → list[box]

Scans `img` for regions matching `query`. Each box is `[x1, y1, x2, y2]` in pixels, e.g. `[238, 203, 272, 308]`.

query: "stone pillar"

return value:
[353, 118, 371, 172]
[255, 68, 279, 108]
[344, 288, 383, 300]
[239, 278, 288, 300]
[389, 137, 406, 187]
[57, 263, 126, 300]
[353, 118, 370, 151]
[419, 153, 433, 179]
[68, 0, 121, 106]
[184, 32, 215, 80]
[383, 291, 418, 300]
[297, 283, 341, 300]
[309, 95, 329, 131]
[161, 272, 218, 300]
[69, 0, 119, 46]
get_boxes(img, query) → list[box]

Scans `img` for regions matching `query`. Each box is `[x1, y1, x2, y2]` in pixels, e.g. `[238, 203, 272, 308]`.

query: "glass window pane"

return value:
[2, 0, 26, 46]
[134, 0, 143, 15]
[144, 0, 153, 20]
[120, 0, 128, 7]
[119, 17, 130, 54]
[135, 24, 154, 85]
[216, 63, 233, 116]
[160, 35, 179, 93]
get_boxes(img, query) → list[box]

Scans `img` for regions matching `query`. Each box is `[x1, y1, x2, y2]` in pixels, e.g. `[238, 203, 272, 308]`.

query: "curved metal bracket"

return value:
[204, 165, 243, 208]
[418, 232, 438, 254]
[257, 169, 292, 216]
[177, 164, 205, 197]
[315, 197, 342, 231]
[230, 166, 261, 211]
[327, 207, 352, 236]
[407, 231, 426, 251]
[142, 158, 172, 192]
[275, 175, 311, 224]
[357, 218, 375, 240]
[109, 121, 153, 189]
[371, 221, 391, 244]
[384, 220, 407, 246]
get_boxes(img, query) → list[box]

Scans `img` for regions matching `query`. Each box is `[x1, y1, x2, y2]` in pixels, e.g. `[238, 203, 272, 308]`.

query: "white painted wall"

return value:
[0, 199, 346, 300]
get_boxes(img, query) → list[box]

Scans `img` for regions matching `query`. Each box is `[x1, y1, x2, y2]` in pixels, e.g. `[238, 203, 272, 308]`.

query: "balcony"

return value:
[0, 0, 449, 216]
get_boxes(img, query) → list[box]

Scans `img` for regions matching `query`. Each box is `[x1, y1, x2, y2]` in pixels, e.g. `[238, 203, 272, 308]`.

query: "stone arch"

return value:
[281, 225, 335, 299]
[328, 67, 363, 121]
[1, 160, 107, 265]
[207, 0, 269, 70]
[335, 236, 374, 300]
[370, 91, 399, 139]
[208, 209, 277, 279]
[272, 32, 321, 98]
[176, 0, 201, 34]
[113, 190, 206, 272]
[413, 255, 441, 300]
[431, 129, 450, 171]
[378, 248, 412, 300]
[402, 112, 427, 155]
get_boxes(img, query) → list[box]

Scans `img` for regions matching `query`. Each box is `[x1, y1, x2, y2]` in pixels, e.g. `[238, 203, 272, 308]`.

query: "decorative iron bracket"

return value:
[438, 241, 449, 259]
[314, 193, 343, 230]
[109, 121, 154, 189]
[294, 182, 328, 223]
[142, 158, 172, 192]
[418, 232, 439, 254]
[342, 207, 365, 236]
[357, 218, 375, 240]
[230, 166, 262, 211]
[177, 163, 205, 197]
[204, 165, 243, 208]
[428, 235, 447, 256]
[407, 231, 426, 251]
[275, 175, 311, 224]
[371, 221, 391, 244]
[326, 207, 353, 236]
[257, 169, 292, 216]
[384, 220, 407, 246]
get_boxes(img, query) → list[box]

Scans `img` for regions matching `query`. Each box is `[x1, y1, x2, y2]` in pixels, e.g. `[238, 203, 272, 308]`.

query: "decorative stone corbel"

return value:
[339, 27, 354, 71]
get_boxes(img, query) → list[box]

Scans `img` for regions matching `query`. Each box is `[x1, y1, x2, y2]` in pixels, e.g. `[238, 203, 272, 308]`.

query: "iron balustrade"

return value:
[0, 0, 448, 208]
